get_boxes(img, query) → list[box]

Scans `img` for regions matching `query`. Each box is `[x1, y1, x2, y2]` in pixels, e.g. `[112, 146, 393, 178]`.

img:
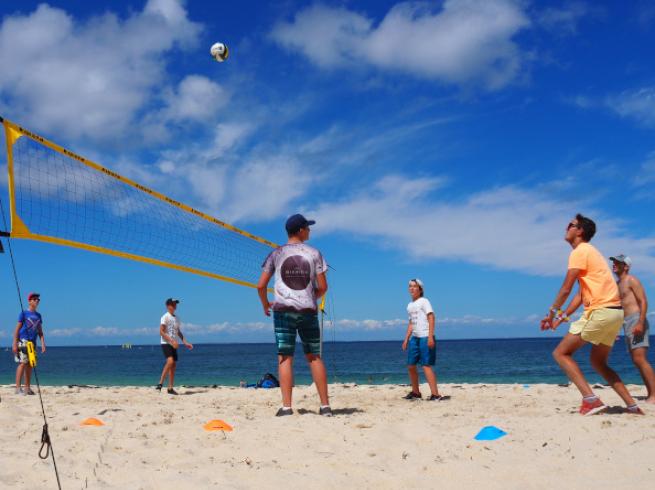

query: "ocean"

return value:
[1, 337, 653, 387]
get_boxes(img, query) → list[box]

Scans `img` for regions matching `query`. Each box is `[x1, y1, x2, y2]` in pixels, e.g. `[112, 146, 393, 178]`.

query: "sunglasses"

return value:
[567, 222, 580, 230]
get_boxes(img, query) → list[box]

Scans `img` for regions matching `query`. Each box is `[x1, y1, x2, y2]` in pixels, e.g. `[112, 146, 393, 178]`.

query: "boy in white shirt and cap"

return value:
[156, 298, 193, 395]
[402, 279, 446, 401]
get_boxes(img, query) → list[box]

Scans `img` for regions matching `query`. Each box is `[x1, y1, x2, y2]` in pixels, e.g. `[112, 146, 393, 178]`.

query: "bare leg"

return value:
[630, 348, 655, 403]
[278, 355, 294, 407]
[407, 365, 420, 394]
[168, 361, 176, 389]
[306, 354, 329, 406]
[15, 363, 25, 389]
[24, 365, 32, 390]
[422, 366, 440, 396]
[590, 344, 636, 406]
[552, 333, 594, 397]
[159, 359, 171, 386]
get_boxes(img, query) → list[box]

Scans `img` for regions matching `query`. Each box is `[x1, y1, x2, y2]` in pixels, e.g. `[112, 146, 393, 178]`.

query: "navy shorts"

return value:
[274, 311, 321, 356]
[407, 336, 436, 366]
[161, 344, 178, 362]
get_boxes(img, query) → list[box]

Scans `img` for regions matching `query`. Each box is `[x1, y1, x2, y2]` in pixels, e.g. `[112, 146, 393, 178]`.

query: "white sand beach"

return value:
[1, 383, 654, 489]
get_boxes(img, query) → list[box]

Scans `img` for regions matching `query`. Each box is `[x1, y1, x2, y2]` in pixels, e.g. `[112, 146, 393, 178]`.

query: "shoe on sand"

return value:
[167, 388, 178, 395]
[319, 406, 333, 417]
[403, 391, 421, 400]
[156, 384, 163, 391]
[25, 388, 35, 395]
[426, 394, 450, 401]
[579, 398, 606, 416]
[626, 405, 645, 415]
[275, 408, 293, 417]
[15, 388, 24, 396]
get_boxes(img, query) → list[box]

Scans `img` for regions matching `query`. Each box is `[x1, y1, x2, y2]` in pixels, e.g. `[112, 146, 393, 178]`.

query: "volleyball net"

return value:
[1, 117, 276, 288]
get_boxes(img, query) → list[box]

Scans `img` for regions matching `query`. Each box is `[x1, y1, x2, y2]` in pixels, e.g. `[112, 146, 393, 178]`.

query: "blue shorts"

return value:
[274, 311, 321, 356]
[407, 336, 436, 366]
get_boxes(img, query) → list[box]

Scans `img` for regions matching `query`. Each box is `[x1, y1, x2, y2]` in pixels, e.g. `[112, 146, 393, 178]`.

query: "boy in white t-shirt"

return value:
[156, 298, 193, 395]
[402, 279, 446, 401]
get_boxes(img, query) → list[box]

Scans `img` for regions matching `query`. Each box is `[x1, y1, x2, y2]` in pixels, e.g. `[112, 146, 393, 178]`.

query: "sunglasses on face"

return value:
[567, 222, 579, 230]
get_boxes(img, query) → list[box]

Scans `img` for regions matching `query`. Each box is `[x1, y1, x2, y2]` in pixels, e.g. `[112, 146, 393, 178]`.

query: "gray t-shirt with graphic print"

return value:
[262, 243, 327, 313]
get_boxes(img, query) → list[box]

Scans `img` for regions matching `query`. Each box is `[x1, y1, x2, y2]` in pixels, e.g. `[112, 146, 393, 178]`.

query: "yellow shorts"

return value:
[569, 308, 624, 347]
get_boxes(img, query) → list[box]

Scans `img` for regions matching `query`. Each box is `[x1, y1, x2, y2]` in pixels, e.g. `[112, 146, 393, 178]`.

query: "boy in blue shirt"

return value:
[12, 292, 46, 395]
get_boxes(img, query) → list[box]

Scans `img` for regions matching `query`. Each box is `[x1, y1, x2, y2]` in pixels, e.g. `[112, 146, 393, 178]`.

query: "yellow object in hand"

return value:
[26, 341, 37, 367]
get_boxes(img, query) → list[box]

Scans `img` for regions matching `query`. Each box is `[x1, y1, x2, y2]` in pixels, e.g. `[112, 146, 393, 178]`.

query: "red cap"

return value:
[27, 292, 40, 301]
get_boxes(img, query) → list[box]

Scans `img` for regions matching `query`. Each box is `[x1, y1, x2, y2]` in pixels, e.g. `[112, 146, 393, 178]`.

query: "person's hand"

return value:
[171, 340, 179, 349]
[12, 341, 18, 354]
[184, 341, 193, 350]
[428, 337, 435, 349]
[633, 322, 645, 337]
[263, 301, 271, 317]
[402, 340, 408, 351]
[540, 317, 552, 331]
[551, 318, 563, 330]
[41, 344, 46, 354]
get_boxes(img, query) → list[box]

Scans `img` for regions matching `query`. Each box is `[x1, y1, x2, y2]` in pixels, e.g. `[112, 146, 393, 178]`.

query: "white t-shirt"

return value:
[407, 297, 434, 338]
[160, 312, 180, 345]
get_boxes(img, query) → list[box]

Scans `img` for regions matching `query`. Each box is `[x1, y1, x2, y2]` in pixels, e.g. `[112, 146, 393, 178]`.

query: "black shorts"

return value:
[161, 344, 178, 361]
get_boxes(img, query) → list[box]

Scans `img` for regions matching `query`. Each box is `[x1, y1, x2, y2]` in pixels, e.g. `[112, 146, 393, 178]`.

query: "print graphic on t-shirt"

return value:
[281, 255, 311, 290]
[262, 243, 327, 312]
[18, 310, 42, 342]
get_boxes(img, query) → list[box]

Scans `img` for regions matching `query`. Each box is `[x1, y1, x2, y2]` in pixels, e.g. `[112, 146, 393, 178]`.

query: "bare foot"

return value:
[645, 397, 655, 405]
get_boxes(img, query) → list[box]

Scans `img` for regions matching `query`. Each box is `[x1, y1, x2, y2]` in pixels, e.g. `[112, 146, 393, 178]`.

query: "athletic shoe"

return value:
[15, 388, 24, 396]
[579, 398, 606, 416]
[626, 405, 645, 415]
[155, 384, 163, 391]
[275, 408, 293, 417]
[167, 388, 178, 395]
[403, 391, 422, 400]
[319, 406, 333, 417]
[25, 388, 35, 395]
[426, 394, 449, 401]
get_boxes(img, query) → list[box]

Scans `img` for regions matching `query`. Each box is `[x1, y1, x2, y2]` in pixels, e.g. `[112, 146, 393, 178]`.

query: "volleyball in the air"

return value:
[210, 42, 229, 62]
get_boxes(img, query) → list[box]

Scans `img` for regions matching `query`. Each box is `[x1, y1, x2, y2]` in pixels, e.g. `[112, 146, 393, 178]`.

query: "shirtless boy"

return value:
[611, 254, 655, 404]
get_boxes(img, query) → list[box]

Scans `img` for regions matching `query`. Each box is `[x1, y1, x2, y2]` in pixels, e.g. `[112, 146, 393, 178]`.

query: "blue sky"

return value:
[0, 0, 654, 345]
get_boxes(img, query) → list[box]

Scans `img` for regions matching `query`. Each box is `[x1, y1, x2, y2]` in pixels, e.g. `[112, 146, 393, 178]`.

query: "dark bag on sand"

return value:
[256, 373, 280, 389]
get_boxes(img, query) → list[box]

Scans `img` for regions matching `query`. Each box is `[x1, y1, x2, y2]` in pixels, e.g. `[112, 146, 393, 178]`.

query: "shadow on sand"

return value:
[297, 407, 365, 416]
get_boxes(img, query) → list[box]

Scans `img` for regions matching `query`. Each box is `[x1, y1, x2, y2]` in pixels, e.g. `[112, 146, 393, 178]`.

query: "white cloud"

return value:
[49, 328, 82, 337]
[147, 121, 315, 222]
[311, 174, 655, 276]
[90, 326, 121, 336]
[49, 326, 122, 337]
[161, 75, 227, 123]
[536, 2, 593, 35]
[570, 86, 655, 128]
[635, 151, 655, 186]
[47, 321, 271, 338]
[0, 0, 203, 142]
[271, 0, 530, 89]
[336, 314, 541, 331]
[605, 87, 655, 127]
[337, 318, 406, 330]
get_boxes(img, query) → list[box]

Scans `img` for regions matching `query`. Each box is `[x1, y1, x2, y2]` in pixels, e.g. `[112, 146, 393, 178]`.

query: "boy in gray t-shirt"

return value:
[257, 214, 332, 417]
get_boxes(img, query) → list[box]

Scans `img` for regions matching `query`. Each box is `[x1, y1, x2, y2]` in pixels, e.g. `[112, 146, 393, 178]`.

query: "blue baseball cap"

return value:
[285, 214, 316, 234]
